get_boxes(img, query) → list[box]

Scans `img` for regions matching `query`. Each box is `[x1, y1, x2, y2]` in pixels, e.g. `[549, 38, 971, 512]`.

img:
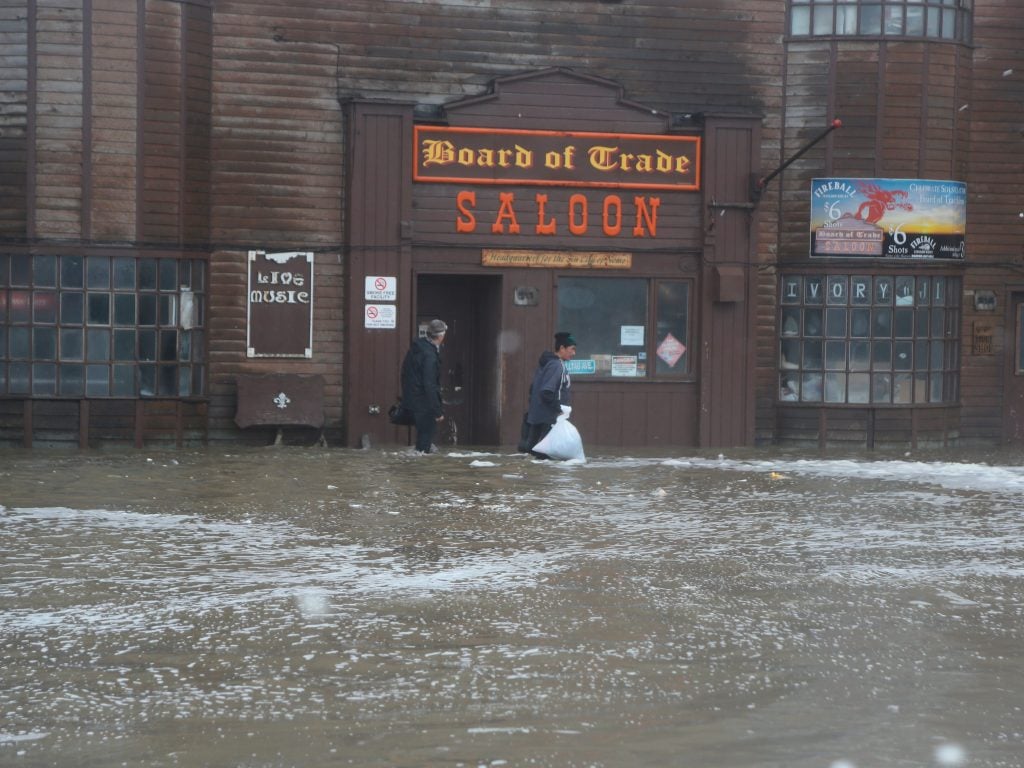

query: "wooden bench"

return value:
[234, 374, 326, 446]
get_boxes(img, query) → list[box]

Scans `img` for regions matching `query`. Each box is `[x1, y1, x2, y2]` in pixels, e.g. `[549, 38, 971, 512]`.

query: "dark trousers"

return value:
[525, 422, 552, 459]
[413, 410, 438, 452]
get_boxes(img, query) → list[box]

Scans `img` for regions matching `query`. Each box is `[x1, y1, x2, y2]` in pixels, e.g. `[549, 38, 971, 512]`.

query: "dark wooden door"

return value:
[416, 274, 502, 447]
[1006, 293, 1024, 443]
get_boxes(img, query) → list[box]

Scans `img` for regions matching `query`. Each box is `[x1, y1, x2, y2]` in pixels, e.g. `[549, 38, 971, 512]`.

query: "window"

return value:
[779, 274, 960, 404]
[789, 0, 971, 42]
[557, 276, 691, 379]
[0, 253, 206, 398]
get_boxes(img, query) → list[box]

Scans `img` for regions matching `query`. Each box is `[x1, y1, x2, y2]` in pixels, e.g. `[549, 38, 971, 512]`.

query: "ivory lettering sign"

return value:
[246, 251, 314, 358]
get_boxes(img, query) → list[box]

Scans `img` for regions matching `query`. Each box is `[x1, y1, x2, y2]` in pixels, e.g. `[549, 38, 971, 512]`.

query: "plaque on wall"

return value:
[246, 251, 314, 358]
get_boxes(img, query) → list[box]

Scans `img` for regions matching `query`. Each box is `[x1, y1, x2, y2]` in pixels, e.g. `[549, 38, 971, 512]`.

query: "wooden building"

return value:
[1, 0, 1021, 451]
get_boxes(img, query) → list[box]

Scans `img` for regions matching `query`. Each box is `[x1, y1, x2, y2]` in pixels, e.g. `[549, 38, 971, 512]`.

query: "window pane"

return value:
[61, 293, 83, 325]
[60, 329, 84, 361]
[781, 276, 802, 304]
[138, 259, 157, 290]
[860, 4, 882, 33]
[941, 8, 955, 37]
[874, 276, 893, 304]
[826, 275, 848, 304]
[160, 330, 178, 362]
[114, 294, 136, 326]
[139, 330, 157, 362]
[894, 308, 914, 338]
[11, 255, 31, 286]
[139, 294, 157, 326]
[781, 339, 801, 369]
[113, 364, 135, 396]
[159, 294, 177, 326]
[0, 254, 7, 286]
[804, 308, 823, 336]
[801, 372, 822, 402]
[34, 255, 57, 287]
[32, 363, 56, 395]
[873, 308, 892, 336]
[836, 4, 858, 33]
[849, 373, 870, 403]
[61, 256, 83, 288]
[33, 292, 57, 324]
[825, 340, 847, 369]
[782, 307, 801, 336]
[88, 293, 111, 325]
[804, 276, 824, 304]
[825, 372, 846, 402]
[813, 5, 834, 34]
[791, 6, 811, 34]
[86, 364, 110, 397]
[10, 327, 30, 357]
[884, 4, 904, 34]
[87, 256, 110, 289]
[139, 364, 156, 396]
[826, 308, 847, 337]
[803, 339, 823, 369]
[179, 366, 192, 396]
[851, 276, 872, 304]
[894, 341, 913, 370]
[9, 362, 30, 393]
[851, 308, 871, 337]
[873, 340, 892, 370]
[159, 364, 178, 395]
[159, 259, 178, 292]
[557, 278, 647, 378]
[60, 364, 84, 396]
[655, 281, 690, 376]
[113, 257, 136, 290]
[872, 373, 892, 403]
[87, 329, 111, 361]
[780, 373, 799, 401]
[33, 327, 57, 360]
[850, 341, 871, 371]
[114, 330, 136, 361]
[10, 290, 30, 323]
[906, 4, 925, 35]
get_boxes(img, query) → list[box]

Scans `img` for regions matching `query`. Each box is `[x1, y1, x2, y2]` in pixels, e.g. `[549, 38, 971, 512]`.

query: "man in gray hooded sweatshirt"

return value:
[523, 331, 576, 458]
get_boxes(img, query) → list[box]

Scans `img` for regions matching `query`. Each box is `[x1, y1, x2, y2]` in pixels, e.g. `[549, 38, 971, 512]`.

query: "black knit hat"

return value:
[554, 332, 576, 349]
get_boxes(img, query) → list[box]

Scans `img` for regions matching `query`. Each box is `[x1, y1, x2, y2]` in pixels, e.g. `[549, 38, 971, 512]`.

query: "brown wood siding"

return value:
[141, 0, 181, 241]
[34, 0, 84, 239]
[0, 3, 29, 237]
[90, 0, 138, 241]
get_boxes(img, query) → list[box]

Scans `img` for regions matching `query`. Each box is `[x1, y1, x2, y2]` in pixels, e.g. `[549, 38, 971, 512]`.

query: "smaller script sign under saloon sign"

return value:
[247, 251, 314, 358]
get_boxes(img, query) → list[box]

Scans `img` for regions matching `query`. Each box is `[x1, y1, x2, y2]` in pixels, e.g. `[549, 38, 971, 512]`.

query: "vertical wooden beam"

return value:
[23, 400, 33, 448]
[175, 400, 183, 448]
[134, 400, 145, 448]
[79, 399, 89, 449]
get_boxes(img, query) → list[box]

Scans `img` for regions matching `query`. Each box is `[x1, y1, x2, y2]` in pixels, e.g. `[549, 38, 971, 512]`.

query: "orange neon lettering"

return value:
[455, 190, 477, 233]
[535, 194, 557, 235]
[492, 192, 521, 234]
[568, 194, 588, 235]
[632, 196, 659, 237]
[602, 195, 622, 236]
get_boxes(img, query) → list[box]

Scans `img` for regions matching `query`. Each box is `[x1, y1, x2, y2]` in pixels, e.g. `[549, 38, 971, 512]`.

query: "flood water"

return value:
[2, 444, 1024, 768]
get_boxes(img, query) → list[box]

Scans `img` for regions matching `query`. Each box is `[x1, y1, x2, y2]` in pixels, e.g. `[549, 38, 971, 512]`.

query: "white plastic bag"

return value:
[533, 405, 585, 462]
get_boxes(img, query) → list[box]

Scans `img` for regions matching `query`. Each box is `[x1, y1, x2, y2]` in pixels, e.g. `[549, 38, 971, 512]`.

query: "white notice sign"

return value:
[365, 276, 397, 301]
[364, 304, 397, 329]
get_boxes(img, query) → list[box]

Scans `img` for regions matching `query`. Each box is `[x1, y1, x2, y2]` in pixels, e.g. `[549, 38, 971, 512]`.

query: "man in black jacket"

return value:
[400, 319, 447, 453]
[523, 331, 576, 458]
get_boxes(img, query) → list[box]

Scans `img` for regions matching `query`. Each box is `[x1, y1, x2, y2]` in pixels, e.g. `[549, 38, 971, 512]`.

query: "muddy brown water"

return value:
[2, 445, 1023, 767]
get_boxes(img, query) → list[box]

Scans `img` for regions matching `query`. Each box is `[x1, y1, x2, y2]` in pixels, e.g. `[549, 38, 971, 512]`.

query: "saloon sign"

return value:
[414, 126, 701, 240]
[810, 178, 966, 260]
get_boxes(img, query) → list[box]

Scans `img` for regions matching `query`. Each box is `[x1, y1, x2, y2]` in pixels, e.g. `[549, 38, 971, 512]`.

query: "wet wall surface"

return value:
[2, 445, 1023, 767]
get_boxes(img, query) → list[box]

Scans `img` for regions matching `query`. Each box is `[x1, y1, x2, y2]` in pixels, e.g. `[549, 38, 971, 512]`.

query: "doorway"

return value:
[416, 274, 502, 447]
[1006, 291, 1024, 443]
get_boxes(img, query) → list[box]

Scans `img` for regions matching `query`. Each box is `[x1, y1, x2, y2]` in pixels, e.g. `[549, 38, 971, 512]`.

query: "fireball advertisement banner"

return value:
[810, 178, 966, 260]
